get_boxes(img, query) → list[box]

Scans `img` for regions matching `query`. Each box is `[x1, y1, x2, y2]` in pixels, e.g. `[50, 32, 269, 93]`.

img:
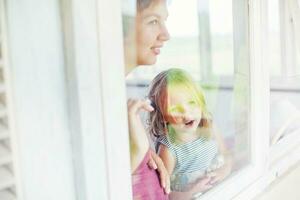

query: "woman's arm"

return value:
[127, 99, 153, 172]
[127, 99, 170, 193]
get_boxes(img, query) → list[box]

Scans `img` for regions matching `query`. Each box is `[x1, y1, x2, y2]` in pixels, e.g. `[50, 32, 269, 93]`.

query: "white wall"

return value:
[6, 0, 75, 199]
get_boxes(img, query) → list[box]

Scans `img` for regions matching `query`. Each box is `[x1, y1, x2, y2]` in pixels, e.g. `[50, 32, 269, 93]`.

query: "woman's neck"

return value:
[125, 63, 136, 76]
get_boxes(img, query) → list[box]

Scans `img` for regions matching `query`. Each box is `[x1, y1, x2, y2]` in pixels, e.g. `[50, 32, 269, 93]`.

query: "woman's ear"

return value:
[163, 121, 168, 134]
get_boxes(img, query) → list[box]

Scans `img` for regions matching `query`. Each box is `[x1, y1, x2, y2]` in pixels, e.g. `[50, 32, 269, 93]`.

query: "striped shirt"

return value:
[157, 135, 221, 191]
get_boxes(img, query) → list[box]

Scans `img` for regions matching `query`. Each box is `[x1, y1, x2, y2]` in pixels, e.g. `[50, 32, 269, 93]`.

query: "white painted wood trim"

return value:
[279, 0, 297, 76]
[232, 144, 300, 200]
[5, 1, 76, 199]
[96, 0, 132, 199]
[59, 0, 127, 199]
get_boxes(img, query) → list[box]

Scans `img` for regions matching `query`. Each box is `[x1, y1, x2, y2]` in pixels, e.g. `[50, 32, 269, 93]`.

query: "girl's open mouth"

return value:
[184, 120, 195, 126]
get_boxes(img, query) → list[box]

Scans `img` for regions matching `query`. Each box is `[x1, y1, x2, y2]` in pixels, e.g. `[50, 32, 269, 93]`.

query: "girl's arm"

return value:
[158, 145, 211, 199]
[168, 177, 213, 200]
[209, 127, 233, 184]
[166, 128, 233, 200]
[158, 144, 176, 175]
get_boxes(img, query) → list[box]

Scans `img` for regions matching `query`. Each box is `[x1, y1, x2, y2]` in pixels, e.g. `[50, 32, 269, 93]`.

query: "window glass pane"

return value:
[293, 0, 300, 74]
[122, 0, 137, 72]
[268, 0, 282, 76]
[209, 0, 234, 76]
[269, 0, 300, 146]
[123, 0, 250, 198]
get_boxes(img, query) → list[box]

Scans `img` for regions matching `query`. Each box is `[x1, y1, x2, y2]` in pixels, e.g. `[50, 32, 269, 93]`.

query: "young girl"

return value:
[147, 68, 232, 199]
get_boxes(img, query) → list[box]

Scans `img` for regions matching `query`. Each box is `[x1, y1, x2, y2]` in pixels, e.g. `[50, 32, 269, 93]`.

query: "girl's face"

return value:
[136, 0, 170, 65]
[164, 86, 202, 134]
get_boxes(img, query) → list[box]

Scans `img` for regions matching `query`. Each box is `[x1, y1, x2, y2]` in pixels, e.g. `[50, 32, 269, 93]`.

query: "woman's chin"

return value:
[138, 57, 157, 66]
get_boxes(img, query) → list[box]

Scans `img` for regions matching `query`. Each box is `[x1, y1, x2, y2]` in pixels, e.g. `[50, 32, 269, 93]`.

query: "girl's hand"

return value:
[191, 176, 213, 194]
[206, 163, 231, 185]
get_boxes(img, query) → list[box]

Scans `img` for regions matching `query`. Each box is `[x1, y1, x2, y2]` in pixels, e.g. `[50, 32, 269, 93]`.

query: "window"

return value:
[19, 0, 297, 199]
[64, 0, 299, 199]
[123, 0, 264, 199]
[268, 0, 300, 165]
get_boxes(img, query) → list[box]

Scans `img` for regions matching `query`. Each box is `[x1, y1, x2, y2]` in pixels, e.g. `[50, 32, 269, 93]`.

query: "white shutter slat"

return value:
[0, 103, 6, 117]
[1, 1, 17, 199]
[0, 190, 15, 200]
[0, 83, 5, 93]
[0, 60, 3, 68]
[0, 168, 14, 190]
[0, 124, 9, 140]
[0, 144, 12, 166]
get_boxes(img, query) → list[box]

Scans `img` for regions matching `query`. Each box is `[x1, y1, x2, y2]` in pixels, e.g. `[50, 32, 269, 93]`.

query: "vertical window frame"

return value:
[60, 0, 133, 199]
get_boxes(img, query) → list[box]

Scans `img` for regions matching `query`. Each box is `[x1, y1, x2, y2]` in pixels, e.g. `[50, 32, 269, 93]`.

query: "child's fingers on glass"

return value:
[193, 177, 213, 193]
[209, 172, 224, 184]
[196, 176, 211, 186]
[206, 171, 217, 178]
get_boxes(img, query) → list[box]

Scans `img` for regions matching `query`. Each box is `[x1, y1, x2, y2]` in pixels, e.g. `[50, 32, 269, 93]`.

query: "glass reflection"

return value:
[123, 0, 251, 199]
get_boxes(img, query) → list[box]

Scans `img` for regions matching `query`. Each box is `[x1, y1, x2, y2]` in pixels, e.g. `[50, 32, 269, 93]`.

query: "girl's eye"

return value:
[189, 100, 197, 105]
[169, 106, 182, 114]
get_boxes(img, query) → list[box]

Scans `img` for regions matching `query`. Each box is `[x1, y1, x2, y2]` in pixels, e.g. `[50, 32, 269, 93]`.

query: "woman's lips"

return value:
[151, 47, 162, 55]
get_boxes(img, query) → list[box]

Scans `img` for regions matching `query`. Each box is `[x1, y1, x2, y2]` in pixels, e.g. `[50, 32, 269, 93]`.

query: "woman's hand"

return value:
[148, 149, 171, 194]
[127, 99, 153, 172]
[127, 99, 170, 194]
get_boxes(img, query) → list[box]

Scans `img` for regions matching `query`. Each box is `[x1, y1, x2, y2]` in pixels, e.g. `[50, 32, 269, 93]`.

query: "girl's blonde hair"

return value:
[147, 68, 212, 138]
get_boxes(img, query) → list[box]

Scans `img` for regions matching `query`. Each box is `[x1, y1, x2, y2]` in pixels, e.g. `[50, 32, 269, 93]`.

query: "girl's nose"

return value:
[180, 105, 192, 115]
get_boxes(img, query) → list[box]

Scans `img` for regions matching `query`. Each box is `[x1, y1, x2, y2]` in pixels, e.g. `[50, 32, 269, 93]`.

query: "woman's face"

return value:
[136, 0, 170, 65]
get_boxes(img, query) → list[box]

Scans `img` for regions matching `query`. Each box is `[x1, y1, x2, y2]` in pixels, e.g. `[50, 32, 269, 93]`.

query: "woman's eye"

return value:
[149, 19, 159, 25]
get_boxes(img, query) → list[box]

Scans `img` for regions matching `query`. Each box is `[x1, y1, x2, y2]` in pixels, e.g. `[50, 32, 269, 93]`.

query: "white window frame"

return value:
[269, 0, 300, 89]
[93, 0, 269, 199]
[60, 0, 132, 199]
[6, 0, 77, 199]
[200, 0, 270, 199]
[268, 0, 300, 175]
[10, 0, 294, 199]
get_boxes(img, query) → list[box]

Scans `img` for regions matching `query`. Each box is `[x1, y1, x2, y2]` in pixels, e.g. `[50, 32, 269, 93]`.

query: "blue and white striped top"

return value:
[157, 135, 223, 192]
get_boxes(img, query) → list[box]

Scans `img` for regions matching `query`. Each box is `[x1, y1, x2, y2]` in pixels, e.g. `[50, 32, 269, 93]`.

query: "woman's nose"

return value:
[158, 24, 170, 42]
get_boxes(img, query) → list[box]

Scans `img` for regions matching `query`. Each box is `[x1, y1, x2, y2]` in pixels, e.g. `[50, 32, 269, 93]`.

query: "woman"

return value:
[124, 0, 170, 199]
